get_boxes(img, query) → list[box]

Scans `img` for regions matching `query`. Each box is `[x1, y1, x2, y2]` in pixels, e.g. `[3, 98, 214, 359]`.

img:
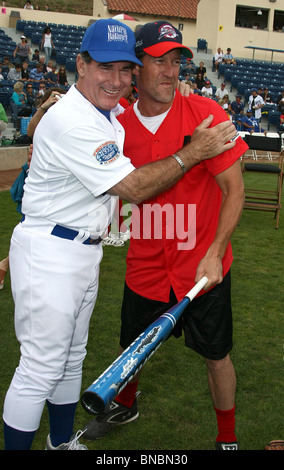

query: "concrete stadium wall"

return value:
[0, 146, 29, 171]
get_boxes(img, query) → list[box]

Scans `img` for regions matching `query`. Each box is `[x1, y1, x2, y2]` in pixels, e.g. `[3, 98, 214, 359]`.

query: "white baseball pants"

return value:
[3, 221, 103, 432]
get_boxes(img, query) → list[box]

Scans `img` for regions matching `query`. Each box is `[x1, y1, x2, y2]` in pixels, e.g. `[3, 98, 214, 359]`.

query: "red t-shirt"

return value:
[117, 91, 248, 302]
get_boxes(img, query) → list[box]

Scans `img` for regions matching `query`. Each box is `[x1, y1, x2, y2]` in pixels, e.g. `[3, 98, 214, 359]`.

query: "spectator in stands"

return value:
[276, 88, 284, 105]
[230, 94, 244, 116]
[27, 87, 66, 137]
[248, 88, 264, 122]
[45, 3, 50, 10]
[13, 36, 31, 63]
[57, 66, 68, 86]
[179, 58, 194, 77]
[258, 86, 264, 99]
[2, 56, 14, 70]
[263, 86, 273, 104]
[195, 61, 206, 79]
[46, 59, 54, 73]
[45, 63, 58, 85]
[201, 80, 213, 98]
[215, 82, 229, 100]
[0, 67, 4, 82]
[21, 61, 30, 82]
[25, 84, 37, 113]
[38, 56, 47, 73]
[34, 83, 47, 107]
[24, 1, 34, 9]
[0, 102, 8, 136]
[218, 94, 231, 113]
[41, 27, 54, 65]
[278, 97, 284, 114]
[32, 49, 40, 62]
[29, 63, 46, 83]
[182, 71, 191, 83]
[234, 115, 242, 131]
[214, 47, 223, 72]
[11, 81, 31, 117]
[223, 48, 236, 65]
[278, 114, 284, 135]
[7, 63, 22, 81]
[37, 83, 46, 96]
[241, 109, 266, 134]
[194, 72, 205, 90]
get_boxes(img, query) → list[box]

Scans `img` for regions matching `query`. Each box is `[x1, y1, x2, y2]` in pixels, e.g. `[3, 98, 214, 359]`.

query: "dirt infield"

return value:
[0, 169, 22, 191]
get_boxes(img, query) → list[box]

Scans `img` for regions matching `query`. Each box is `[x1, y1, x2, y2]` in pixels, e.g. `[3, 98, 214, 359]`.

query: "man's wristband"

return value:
[172, 153, 187, 174]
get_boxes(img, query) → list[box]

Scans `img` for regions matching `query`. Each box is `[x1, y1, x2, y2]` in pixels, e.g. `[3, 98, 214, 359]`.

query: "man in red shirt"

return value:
[84, 21, 247, 450]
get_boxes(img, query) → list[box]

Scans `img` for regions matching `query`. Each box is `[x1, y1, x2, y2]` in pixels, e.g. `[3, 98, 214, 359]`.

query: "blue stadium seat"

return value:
[66, 57, 77, 72]
[197, 38, 208, 53]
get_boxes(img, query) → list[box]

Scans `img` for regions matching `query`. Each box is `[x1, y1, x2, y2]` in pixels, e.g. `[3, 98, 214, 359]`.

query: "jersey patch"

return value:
[94, 141, 120, 165]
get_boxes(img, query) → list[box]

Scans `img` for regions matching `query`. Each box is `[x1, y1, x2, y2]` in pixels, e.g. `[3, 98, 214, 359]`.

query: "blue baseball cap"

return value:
[80, 19, 143, 66]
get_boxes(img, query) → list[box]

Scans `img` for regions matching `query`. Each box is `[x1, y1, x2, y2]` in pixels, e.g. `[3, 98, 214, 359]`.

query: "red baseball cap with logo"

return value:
[135, 21, 193, 59]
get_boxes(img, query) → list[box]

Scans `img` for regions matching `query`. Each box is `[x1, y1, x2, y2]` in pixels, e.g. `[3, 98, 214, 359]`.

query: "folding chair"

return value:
[241, 134, 283, 229]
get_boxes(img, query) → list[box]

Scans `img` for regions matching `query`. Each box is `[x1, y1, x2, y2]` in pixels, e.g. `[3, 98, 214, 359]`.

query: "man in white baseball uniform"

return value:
[3, 19, 237, 450]
[248, 88, 264, 122]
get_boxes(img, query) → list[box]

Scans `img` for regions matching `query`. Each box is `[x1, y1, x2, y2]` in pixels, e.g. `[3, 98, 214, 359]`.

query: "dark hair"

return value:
[80, 51, 93, 63]
[136, 51, 145, 60]
[42, 87, 66, 102]
[36, 87, 66, 107]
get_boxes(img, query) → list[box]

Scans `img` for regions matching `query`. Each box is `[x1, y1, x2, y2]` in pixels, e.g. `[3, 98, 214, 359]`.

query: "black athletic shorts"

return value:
[120, 271, 233, 360]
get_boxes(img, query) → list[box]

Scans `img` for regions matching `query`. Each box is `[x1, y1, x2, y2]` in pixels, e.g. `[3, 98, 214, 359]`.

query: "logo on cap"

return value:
[158, 24, 178, 41]
[107, 24, 128, 44]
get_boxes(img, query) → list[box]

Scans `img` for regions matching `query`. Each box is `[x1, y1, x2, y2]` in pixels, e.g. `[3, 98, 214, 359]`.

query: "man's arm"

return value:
[194, 159, 245, 290]
[108, 115, 237, 204]
[241, 118, 254, 131]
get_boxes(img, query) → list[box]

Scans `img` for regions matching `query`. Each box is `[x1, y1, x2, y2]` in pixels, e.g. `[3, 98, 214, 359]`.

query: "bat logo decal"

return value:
[133, 326, 162, 355]
[121, 357, 138, 379]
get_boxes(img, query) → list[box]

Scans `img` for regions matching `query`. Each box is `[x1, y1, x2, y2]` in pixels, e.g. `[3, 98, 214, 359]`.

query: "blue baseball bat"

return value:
[81, 276, 208, 415]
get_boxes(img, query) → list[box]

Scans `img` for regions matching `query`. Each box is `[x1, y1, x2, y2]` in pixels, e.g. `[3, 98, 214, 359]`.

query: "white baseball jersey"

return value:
[22, 84, 135, 237]
[248, 94, 264, 119]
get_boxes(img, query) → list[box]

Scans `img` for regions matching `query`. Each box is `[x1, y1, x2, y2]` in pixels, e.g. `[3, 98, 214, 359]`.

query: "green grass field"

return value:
[0, 167, 283, 451]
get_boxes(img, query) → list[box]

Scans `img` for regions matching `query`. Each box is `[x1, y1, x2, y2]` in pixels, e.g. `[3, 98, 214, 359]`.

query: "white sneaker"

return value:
[45, 430, 88, 450]
[117, 227, 130, 241]
[101, 236, 125, 247]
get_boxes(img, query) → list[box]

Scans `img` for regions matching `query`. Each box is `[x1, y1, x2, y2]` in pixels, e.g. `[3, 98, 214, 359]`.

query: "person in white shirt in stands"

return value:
[214, 47, 223, 72]
[24, 1, 34, 9]
[248, 88, 264, 123]
[216, 82, 229, 100]
[201, 80, 213, 98]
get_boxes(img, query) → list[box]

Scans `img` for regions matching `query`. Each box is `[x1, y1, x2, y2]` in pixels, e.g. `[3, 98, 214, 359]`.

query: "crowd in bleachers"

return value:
[0, 20, 85, 133]
[1, 19, 284, 137]
[179, 51, 284, 135]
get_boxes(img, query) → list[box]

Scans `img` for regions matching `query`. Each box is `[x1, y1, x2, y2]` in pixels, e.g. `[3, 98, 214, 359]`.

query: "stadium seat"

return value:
[268, 109, 281, 130]
[197, 38, 208, 53]
[66, 57, 77, 72]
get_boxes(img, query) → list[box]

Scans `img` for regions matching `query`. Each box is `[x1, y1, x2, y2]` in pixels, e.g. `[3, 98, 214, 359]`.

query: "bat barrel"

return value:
[81, 277, 208, 416]
[81, 298, 190, 415]
[81, 390, 106, 415]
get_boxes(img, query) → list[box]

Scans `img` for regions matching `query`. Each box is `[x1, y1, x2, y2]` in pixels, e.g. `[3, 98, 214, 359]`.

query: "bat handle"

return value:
[186, 276, 208, 301]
